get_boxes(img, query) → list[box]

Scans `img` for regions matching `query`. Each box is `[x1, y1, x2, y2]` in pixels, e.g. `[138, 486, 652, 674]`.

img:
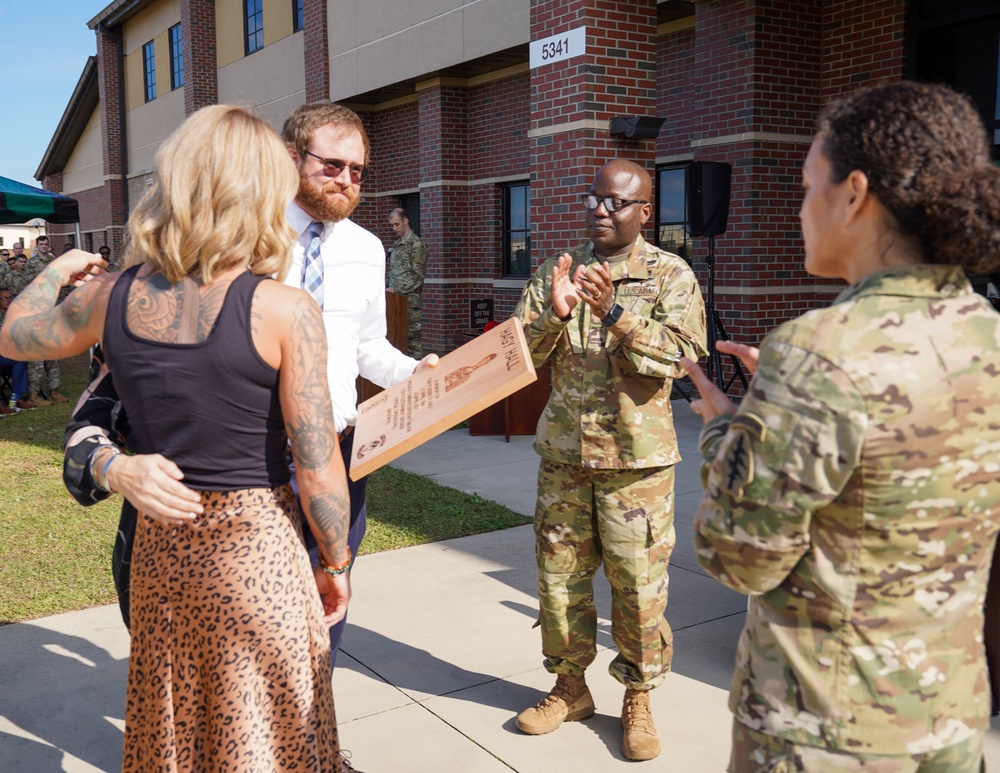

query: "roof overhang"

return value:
[88, 0, 157, 31]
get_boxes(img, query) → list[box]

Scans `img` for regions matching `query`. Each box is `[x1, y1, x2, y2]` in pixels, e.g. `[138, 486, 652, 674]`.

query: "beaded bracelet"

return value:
[89, 445, 120, 493]
[101, 451, 121, 491]
[319, 548, 353, 577]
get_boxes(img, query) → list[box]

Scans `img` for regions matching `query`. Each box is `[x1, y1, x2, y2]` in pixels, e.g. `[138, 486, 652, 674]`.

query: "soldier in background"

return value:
[683, 82, 1000, 772]
[513, 160, 707, 762]
[23, 235, 67, 403]
[98, 244, 115, 271]
[387, 207, 427, 358]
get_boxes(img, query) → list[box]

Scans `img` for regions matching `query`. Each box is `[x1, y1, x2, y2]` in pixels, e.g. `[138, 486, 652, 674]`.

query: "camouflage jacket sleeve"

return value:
[606, 255, 708, 380]
[512, 257, 572, 369]
[393, 236, 427, 295]
[693, 335, 868, 594]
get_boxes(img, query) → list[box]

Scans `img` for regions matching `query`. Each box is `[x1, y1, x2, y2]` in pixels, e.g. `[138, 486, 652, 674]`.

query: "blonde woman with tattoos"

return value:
[0, 105, 352, 773]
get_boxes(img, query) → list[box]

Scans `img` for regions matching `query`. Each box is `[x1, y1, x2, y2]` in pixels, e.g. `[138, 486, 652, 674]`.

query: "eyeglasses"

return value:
[582, 194, 648, 213]
[303, 151, 370, 183]
[0, 296, 12, 303]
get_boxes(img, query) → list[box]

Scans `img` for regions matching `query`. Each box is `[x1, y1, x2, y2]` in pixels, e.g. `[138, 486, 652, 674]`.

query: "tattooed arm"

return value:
[257, 282, 351, 625]
[0, 250, 111, 360]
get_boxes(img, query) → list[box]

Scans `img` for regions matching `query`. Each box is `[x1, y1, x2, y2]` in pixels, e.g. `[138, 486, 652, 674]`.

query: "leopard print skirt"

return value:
[122, 484, 340, 772]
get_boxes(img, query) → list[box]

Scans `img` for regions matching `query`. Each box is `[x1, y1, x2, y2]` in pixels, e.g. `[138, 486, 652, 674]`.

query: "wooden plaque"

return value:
[349, 317, 536, 480]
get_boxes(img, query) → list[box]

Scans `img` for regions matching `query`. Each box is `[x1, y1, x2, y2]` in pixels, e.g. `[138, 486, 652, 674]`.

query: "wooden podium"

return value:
[469, 359, 550, 441]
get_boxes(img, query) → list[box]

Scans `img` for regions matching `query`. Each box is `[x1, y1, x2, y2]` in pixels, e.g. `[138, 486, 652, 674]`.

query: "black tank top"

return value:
[103, 267, 290, 490]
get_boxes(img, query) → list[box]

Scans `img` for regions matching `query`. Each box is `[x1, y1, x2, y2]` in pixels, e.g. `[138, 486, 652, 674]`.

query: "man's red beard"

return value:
[295, 169, 361, 223]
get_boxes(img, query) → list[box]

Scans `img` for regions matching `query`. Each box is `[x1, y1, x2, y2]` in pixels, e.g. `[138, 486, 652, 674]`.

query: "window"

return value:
[911, 2, 1000, 154]
[502, 183, 531, 278]
[395, 193, 421, 236]
[169, 24, 183, 90]
[293, 0, 304, 32]
[245, 0, 264, 54]
[655, 166, 689, 261]
[142, 40, 156, 102]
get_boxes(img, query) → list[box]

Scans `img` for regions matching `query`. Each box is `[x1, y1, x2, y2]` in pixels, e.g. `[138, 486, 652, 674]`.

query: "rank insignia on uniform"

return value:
[718, 413, 766, 498]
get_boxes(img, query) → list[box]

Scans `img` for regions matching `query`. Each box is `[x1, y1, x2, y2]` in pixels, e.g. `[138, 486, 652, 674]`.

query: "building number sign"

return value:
[530, 27, 586, 69]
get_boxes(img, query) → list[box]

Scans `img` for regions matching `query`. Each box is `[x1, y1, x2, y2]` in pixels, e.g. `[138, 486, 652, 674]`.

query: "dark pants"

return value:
[301, 427, 368, 671]
[0, 355, 29, 398]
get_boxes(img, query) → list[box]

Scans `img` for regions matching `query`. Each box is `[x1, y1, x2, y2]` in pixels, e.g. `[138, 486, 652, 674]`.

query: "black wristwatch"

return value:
[602, 302, 624, 327]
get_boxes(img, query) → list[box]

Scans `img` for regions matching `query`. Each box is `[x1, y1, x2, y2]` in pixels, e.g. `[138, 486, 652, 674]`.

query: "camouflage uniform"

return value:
[514, 236, 707, 688]
[6, 266, 33, 296]
[25, 252, 52, 277]
[20, 255, 61, 396]
[693, 264, 1000, 766]
[389, 231, 427, 358]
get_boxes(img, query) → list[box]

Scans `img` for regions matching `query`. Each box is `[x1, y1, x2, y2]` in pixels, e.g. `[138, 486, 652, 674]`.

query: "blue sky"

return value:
[0, 0, 110, 188]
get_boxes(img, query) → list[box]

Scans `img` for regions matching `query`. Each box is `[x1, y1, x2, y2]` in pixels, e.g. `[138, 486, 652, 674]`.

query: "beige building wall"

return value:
[328, 0, 529, 99]
[122, 0, 181, 111]
[217, 0, 244, 68]
[0, 226, 44, 252]
[122, 0, 184, 195]
[218, 0, 298, 68]
[61, 106, 104, 196]
[218, 32, 305, 132]
[126, 86, 185, 201]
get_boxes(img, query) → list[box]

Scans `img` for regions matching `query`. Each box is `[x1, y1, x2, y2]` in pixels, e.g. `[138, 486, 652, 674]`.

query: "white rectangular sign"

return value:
[530, 26, 586, 69]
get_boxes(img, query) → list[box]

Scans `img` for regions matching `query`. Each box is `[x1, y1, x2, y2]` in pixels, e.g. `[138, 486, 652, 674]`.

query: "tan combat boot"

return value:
[516, 673, 595, 735]
[621, 688, 660, 760]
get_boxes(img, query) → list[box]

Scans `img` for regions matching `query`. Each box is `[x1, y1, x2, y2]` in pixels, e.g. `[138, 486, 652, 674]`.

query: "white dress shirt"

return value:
[286, 202, 418, 433]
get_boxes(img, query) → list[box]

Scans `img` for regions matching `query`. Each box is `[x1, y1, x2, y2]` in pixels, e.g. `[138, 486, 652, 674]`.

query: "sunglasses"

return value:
[582, 194, 649, 213]
[303, 151, 370, 183]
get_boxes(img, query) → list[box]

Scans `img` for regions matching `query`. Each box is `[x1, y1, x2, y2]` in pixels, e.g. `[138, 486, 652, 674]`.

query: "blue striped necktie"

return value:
[302, 220, 324, 309]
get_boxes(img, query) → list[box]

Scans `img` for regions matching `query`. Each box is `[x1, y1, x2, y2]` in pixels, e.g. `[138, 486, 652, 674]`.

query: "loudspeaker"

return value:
[685, 162, 732, 238]
[609, 116, 666, 140]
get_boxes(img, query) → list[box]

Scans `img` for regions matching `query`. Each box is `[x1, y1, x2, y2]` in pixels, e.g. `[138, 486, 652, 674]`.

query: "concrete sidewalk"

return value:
[2, 401, 999, 771]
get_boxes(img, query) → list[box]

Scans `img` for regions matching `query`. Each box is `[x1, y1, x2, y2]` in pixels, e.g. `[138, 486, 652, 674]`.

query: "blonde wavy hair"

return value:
[125, 105, 298, 284]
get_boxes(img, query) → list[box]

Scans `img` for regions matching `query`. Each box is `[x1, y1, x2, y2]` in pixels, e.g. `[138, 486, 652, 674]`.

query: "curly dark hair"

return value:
[817, 81, 1000, 274]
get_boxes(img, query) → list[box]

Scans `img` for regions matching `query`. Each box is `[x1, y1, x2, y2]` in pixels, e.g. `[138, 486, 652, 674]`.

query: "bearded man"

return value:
[279, 102, 438, 667]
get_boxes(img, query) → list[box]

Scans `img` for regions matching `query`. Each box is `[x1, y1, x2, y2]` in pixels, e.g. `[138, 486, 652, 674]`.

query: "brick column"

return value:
[418, 83, 470, 354]
[96, 24, 128, 260]
[41, 172, 70, 250]
[181, 0, 218, 115]
[528, 0, 658, 263]
[303, 0, 330, 102]
[687, 0, 905, 354]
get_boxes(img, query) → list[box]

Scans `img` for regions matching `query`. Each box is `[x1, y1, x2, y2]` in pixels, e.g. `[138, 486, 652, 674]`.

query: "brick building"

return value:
[35, 0, 1000, 357]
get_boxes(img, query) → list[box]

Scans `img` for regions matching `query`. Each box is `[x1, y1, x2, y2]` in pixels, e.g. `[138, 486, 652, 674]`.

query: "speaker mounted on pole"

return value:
[682, 161, 747, 396]
[685, 161, 732, 238]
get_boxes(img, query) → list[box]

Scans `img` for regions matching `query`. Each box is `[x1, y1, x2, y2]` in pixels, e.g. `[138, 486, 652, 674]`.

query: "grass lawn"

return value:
[0, 355, 527, 625]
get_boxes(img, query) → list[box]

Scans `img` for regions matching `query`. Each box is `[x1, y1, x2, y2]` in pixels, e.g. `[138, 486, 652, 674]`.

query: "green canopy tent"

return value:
[0, 175, 81, 243]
